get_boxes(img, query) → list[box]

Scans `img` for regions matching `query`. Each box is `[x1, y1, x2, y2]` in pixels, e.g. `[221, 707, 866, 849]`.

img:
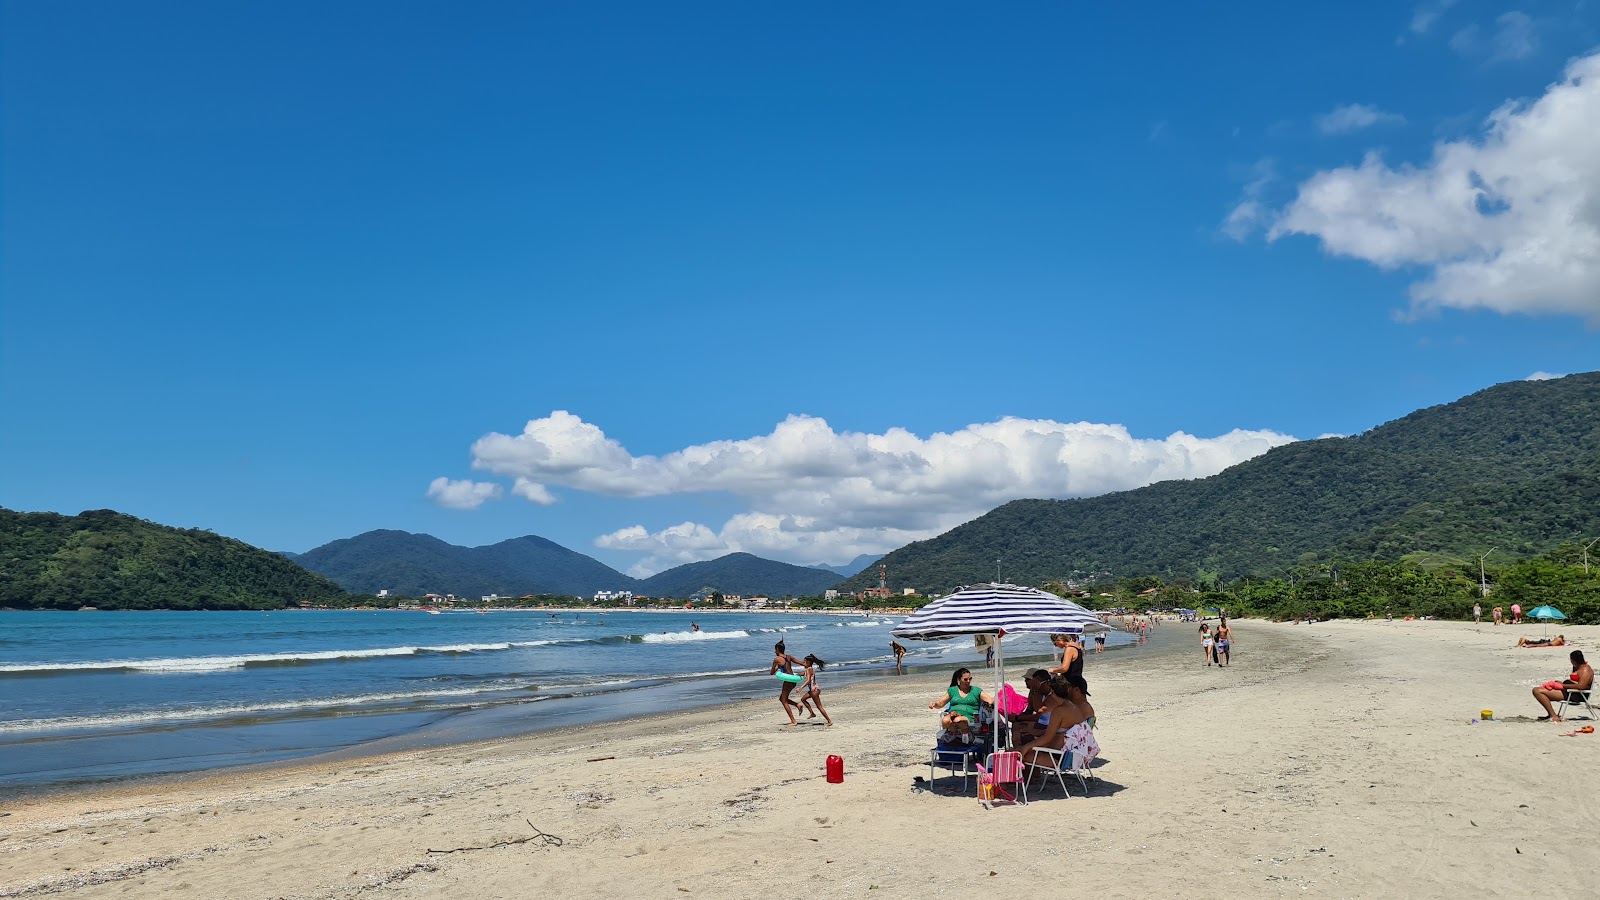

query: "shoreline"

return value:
[0, 626, 1155, 805]
[11, 619, 1593, 898]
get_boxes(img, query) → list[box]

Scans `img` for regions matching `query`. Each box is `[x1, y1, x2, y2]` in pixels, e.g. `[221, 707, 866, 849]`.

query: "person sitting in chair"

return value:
[1017, 674, 1092, 770]
[1533, 650, 1594, 722]
[929, 667, 991, 740]
[1517, 635, 1566, 648]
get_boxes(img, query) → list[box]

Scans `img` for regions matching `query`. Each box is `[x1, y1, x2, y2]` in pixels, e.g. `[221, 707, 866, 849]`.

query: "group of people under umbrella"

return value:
[893, 584, 1110, 797]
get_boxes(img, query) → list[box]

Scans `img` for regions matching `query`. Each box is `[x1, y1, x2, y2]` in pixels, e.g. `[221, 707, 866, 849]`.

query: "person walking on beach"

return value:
[1215, 619, 1232, 667]
[796, 654, 832, 726]
[1200, 624, 1213, 667]
[1094, 630, 1107, 653]
[1473, 603, 1481, 624]
[890, 640, 907, 675]
[770, 640, 806, 726]
[1493, 606, 1503, 626]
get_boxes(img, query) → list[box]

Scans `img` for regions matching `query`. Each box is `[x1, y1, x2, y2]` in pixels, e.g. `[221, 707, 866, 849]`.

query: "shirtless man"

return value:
[1215, 619, 1232, 667]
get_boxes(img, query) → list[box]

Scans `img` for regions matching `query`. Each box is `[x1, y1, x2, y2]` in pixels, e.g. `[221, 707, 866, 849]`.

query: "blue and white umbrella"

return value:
[893, 583, 1109, 640]
[894, 583, 1108, 764]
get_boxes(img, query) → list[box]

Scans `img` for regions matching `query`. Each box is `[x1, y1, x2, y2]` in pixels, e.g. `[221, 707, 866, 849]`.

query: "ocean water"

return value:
[0, 609, 1131, 794]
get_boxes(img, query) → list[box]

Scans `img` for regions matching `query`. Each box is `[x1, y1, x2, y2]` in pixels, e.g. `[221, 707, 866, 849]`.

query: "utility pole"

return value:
[996, 558, 1002, 584]
[1584, 537, 1599, 575]
[1478, 548, 1496, 598]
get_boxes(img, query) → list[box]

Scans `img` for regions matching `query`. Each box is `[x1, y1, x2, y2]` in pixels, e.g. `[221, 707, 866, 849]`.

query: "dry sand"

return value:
[3, 618, 1598, 899]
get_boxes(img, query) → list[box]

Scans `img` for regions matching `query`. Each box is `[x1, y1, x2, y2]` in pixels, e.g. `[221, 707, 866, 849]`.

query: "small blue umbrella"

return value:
[1527, 605, 1566, 637]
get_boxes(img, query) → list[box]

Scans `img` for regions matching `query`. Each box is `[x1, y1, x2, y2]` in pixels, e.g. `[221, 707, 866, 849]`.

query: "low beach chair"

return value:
[976, 750, 1026, 807]
[1558, 683, 1597, 720]
[1023, 747, 1089, 798]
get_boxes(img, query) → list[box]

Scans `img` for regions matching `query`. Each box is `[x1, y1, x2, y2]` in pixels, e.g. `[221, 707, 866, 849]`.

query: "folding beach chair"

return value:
[1023, 747, 1088, 797]
[929, 743, 979, 792]
[976, 750, 1026, 807]
[1558, 683, 1597, 721]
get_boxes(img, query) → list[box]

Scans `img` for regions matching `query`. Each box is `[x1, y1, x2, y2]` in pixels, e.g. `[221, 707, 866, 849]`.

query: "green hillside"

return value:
[637, 552, 843, 598]
[841, 373, 1600, 595]
[0, 508, 355, 610]
[293, 529, 635, 598]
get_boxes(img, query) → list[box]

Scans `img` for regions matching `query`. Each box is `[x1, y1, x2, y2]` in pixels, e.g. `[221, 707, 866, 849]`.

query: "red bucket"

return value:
[825, 754, 844, 783]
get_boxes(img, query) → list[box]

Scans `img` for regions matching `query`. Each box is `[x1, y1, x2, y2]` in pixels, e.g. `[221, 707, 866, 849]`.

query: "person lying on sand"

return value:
[1517, 635, 1566, 648]
[1532, 650, 1594, 722]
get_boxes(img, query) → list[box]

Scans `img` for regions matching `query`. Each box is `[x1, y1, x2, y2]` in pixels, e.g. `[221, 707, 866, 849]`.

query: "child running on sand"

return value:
[797, 654, 832, 726]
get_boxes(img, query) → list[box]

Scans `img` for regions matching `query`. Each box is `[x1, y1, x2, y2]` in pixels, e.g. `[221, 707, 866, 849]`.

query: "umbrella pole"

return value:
[993, 634, 1005, 759]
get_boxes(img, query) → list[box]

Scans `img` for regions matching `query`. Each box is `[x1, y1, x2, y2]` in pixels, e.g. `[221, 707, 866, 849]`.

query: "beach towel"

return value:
[996, 683, 1029, 718]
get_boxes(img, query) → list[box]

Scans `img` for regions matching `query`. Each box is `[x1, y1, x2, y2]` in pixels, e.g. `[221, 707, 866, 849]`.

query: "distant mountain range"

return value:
[292, 530, 844, 598]
[809, 554, 883, 578]
[838, 372, 1600, 595]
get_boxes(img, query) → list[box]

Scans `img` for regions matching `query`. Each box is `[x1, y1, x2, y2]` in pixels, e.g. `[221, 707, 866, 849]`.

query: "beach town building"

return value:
[824, 589, 839, 601]
[593, 590, 633, 603]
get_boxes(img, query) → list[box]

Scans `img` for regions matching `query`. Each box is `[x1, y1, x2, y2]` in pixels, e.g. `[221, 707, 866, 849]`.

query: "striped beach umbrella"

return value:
[894, 583, 1108, 764]
[892, 583, 1109, 640]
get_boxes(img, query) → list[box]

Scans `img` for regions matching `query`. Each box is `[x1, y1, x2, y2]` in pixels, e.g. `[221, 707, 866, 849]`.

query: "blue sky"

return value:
[4, 1, 1597, 576]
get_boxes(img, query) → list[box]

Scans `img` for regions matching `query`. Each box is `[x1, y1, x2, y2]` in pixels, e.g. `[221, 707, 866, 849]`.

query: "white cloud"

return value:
[458, 411, 1298, 575]
[1245, 50, 1600, 322]
[511, 477, 557, 505]
[1525, 371, 1565, 381]
[1222, 159, 1277, 241]
[1411, 0, 1459, 35]
[426, 477, 502, 510]
[1451, 12, 1539, 62]
[1490, 12, 1538, 62]
[1315, 103, 1406, 136]
[1449, 24, 1481, 55]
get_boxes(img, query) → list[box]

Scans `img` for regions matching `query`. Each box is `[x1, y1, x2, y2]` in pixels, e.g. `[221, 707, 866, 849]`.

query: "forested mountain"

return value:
[839, 373, 1600, 595]
[636, 552, 844, 598]
[294, 530, 635, 598]
[295, 532, 844, 598]
[0, 508, 354, 610]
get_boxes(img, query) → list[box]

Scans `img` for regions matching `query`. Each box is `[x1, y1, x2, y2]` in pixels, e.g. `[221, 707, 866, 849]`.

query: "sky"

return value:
[3, 1, 1598, 578]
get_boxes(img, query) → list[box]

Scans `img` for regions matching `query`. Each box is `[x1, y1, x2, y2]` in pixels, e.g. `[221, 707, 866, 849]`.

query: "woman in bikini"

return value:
[769, 640, 806, 726]
[1199, 624, 1213, 666]
[1533, 650, 1594, 722]
[1017, 674, 1091, 771]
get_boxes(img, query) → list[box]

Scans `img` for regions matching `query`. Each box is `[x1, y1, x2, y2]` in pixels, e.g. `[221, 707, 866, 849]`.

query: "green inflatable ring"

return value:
[775, 671, 805, 684]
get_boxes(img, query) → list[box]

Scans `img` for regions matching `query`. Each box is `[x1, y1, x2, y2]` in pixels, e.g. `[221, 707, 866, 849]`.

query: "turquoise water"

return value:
[0, 609, 1128, 793]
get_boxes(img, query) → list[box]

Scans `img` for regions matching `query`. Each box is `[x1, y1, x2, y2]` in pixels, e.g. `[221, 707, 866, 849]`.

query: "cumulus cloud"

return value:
[1525, 371, 1565, 381]
[1236, 50, 1600, 322]
[1316, 103, 1406, 135]
[426, 477, 502, 510]
[455, 411, 1298, 575]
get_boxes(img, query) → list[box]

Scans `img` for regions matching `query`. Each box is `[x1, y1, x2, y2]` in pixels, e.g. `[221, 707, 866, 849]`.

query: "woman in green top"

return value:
[928, 667, 992, 737]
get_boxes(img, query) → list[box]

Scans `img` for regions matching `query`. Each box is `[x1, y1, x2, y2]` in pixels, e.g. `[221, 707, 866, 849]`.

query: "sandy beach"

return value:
[3, 618, 1598, 899]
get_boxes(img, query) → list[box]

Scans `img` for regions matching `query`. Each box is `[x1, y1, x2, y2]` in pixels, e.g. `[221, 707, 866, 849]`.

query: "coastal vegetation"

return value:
[840, 373, 1600, 600]
[1065, 540, 1600, 624]
[0, 508, 356, 610]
